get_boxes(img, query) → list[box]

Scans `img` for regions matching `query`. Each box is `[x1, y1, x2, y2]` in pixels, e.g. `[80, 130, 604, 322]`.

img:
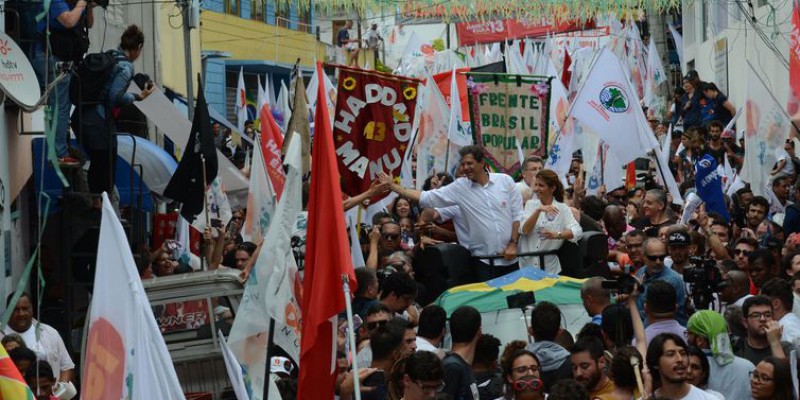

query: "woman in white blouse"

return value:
[519, 169, 582, 274]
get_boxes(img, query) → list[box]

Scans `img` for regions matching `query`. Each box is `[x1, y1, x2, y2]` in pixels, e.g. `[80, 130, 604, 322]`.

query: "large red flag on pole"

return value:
[298, 62, 358, 399]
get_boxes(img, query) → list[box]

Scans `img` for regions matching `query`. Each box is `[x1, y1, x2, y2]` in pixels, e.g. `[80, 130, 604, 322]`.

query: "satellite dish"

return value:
[0, 32, 40, 109]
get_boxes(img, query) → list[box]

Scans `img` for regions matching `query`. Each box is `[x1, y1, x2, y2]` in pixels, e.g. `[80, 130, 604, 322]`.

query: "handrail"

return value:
[473, 250, 559, 269]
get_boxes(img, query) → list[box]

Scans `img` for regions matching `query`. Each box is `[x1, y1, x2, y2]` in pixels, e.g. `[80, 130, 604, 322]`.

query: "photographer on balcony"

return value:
[33, 0, 96, 166]
[72, 25, 155, 209]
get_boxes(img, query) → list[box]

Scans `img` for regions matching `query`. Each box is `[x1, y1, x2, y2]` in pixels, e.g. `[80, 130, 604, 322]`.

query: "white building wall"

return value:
[683, 0, 791, 111]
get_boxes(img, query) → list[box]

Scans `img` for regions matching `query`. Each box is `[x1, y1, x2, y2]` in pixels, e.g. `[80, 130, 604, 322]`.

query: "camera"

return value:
[601, 274, 642, 294]
[683, 257, 723, 310]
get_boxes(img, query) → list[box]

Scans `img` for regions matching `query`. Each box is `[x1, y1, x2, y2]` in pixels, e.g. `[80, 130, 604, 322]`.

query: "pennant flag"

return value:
[569, 47, 660, 165]
[333, 66, 420, 200]
[668, 22, 684, 71]
[644, 37, 666, 108]
[257, 75, 268, 116]
[241, 119, 281, 244]
[191, 177, 233, 233]
[260, 106, 286, 200]
[695, 155, 731, 221]
[237, 67, 248, 132]
[740, 62, 792, 197]
[220, 330, 251, 400]
[0, 345, 34, 400]
[545, 77, 575, 178]
[228, 135, 303, 398]
[83, 193, 185, 399]
[266, 74, 276, 107]
[175, 215, 201, 270]
[447, 69, 471, 147]
[164, 79, 219, 222]
[561, 48, 572, 89]
[585, 142, 605, 196]
[416, 72, 452, 188]
[298, 62, 358, 400]
[277, 80, 291, 132]
[658, 125, 684, 205]
[284, 75, 311, 176]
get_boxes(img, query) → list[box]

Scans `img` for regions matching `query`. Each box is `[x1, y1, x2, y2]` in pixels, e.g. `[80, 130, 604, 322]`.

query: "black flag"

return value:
[164, 77, 219, 221]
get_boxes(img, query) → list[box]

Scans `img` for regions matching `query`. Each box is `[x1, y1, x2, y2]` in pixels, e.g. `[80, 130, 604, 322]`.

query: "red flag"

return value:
[298, 62, 358, 399]
[625, 162, 637, 191]
[259, 106, 285, 200]
[561, 48, 572, 89]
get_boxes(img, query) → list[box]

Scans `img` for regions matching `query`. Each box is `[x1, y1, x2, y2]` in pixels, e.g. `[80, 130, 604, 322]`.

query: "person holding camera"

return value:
[634, 238, 688, 326]
[33, 0, 96, 166]
[73, 25, 155, 209]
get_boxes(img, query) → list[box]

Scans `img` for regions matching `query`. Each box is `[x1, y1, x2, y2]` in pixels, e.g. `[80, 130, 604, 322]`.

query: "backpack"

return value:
[69, 50, 121, 107]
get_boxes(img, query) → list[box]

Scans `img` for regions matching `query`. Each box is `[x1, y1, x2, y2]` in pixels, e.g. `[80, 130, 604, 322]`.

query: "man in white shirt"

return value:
[761, 277, 800, 347]
[380, 145, 523, 282]
[3, 293, 74, 382]
[516, 156, 543, 202]
[647, 333, 722, 400]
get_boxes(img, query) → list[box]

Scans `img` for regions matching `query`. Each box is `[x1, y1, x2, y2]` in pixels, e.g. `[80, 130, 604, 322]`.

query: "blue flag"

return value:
[695, 154, 730, 222]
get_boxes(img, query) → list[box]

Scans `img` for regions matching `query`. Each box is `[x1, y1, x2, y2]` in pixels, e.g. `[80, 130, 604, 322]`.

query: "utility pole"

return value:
[182, 0, 197, 119]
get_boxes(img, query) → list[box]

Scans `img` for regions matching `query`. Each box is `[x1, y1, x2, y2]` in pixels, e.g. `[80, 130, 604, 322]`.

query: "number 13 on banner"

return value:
[364, 121, 387, 142]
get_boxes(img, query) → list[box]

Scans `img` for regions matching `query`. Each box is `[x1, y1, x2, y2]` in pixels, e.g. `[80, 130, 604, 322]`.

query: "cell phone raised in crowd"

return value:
[210, 218, 222, 228]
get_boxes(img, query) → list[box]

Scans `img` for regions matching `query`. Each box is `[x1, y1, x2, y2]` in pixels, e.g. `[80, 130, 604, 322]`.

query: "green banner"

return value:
[467, 73, 551, 176]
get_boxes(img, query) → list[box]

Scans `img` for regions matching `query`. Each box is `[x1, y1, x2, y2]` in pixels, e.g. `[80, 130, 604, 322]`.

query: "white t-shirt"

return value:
[656, 385, 723, 400]
[776, 148, 795, 177]
[3, 321, 75, 376]
[779, 312, 800, 347]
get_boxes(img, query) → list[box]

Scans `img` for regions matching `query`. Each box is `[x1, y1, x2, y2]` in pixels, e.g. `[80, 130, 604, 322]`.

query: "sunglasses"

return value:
[512, 378, 543, 392]
[646, 254, 667, 262]
[382, 234, 400, 240]
[734, 249, 752, 256]
[366, 320, 388, 331]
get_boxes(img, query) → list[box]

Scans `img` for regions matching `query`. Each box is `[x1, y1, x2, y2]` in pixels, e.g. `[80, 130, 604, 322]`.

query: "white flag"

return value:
[545, 79, 575, 177]
[415, 71, 451, 188]
[740, 62, 791, 196]
[447, 69, 471, 148]
[277, 80, 291, 133]
[266, 74, 276, 107]
[220, 330, 251, 400]
[175, 216, 201, 270]
[657, 126, 684, 205]
[241, 133, 277, 244]
[237, 67, 247, 133]
[668, 22, 684, 70]
[569, 47, 659, 165]
[229, 135, 303, 399]
[257, 75, 268, 116]
[644, 37, 666, 107]
[192, 177, 233, 233]
[83, 193, 185, 400]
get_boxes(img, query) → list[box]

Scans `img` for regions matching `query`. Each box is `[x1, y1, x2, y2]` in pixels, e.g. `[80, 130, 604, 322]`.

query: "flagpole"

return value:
[651, 149, 672, 196]
[201, 155, 209, 271]
[342, 274, 363, 400]
[263, 318, 277, 400]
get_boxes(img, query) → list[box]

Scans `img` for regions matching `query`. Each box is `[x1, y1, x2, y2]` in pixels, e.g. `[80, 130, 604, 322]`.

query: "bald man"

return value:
[719, 270, 753, 312]
[581, 277, 610, 325]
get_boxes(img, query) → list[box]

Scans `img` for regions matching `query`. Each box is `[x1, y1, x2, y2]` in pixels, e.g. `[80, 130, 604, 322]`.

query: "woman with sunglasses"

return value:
[500, 341, 545, 400]
[519, 169, 582, 274]
[750, 356, 793, 400]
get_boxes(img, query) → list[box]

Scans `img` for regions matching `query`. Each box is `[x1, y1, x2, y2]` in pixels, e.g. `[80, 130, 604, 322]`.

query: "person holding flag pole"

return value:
[297, 61, 361, 400]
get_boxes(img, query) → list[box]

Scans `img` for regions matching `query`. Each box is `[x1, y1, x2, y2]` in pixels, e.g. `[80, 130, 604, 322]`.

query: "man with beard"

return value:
[745, 196, 770, 232]
[635, 238, 688, 326]
[733, 296, 793, 365]
[646, 333, 719, 399]
[401, 351, 445, 400]
[685, 310, 754, 399]
[569, 336, 614, 399]
[732, 237, 758, 273]
[665, 230, 691, 274]
[618, 229, 646, 273]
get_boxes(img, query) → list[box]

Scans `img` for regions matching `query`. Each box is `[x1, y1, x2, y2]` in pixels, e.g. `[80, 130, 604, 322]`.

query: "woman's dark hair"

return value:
[389, 196, 416, 221]
[781, 251, 800, 277]
[422, 173, 454, 191]
[458, 145, 485, 163]
[601, 303, 633, 348]
[646, 333, 688, 390]
[120, 24, 145, 51]
[758, 357, 794, 400]
[500, 340, 541, 383]
[535, 169, 565, 202]
[610, 345, 643, 390]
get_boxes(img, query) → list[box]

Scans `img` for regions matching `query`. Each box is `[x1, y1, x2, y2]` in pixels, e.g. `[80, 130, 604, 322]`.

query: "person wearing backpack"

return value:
[32, 0, 95, 166]
[72, 25, 154, 209]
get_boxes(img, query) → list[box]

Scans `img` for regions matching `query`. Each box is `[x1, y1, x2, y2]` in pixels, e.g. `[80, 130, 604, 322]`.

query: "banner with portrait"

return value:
[467, 73, 551, 175]
[333, 66, 421, 197]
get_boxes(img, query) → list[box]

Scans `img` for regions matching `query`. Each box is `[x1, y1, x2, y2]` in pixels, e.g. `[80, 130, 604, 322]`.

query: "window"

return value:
[298, 1, 311, 31]
[225, 0, 241, 17]
[252, 0, 265, 22]
[275, 0, 290, 28]
[701, 0, 709, 42]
